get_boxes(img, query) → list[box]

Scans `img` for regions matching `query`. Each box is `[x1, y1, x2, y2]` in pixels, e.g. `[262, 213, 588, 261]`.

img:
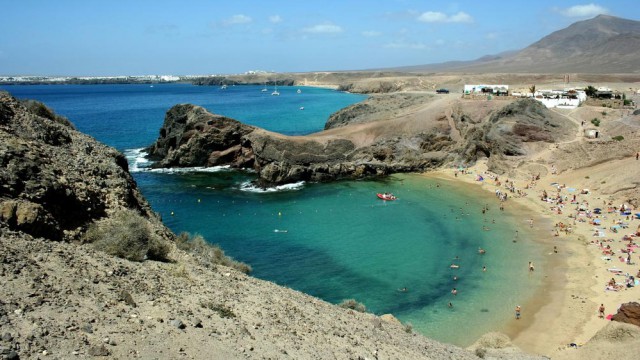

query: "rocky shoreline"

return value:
[147, 95, 575, 187]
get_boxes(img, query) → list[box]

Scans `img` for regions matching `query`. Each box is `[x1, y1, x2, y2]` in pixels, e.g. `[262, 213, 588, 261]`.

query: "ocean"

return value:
[3, 83, 547, 345]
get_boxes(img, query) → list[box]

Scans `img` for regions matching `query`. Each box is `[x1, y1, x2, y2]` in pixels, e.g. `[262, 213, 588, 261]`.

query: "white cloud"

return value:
[303, 23, 343, 34]
[269, 15, 282, 23]
[417, 11, 473, 23]
[384, 42, 427, 50]
[362, 30, 382, 37]
[559, 4, 609, 17]
[435, 39, 445, 45]
[223, 14, 252, 26]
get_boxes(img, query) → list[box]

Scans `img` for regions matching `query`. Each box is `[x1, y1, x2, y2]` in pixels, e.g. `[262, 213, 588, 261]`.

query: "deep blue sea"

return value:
[3, 83, 546, 345]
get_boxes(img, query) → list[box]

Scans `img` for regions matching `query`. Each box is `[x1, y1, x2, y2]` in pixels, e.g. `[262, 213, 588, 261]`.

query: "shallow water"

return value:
[2, 83, 546, 345]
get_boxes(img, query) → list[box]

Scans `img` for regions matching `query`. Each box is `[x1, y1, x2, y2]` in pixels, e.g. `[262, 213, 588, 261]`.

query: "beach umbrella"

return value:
[594, 219, 601, 224]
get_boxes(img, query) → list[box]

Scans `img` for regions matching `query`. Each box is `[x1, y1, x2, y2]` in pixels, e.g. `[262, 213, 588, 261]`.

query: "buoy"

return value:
[278, 212, 282, 216]
[197, 199, 201, 203]
[170, 211, 174, 216]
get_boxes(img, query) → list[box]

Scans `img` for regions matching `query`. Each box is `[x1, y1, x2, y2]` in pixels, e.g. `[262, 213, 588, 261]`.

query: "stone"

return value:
[1, 332, 13, 342]
[119, 290, 137, 308]
[611, 302, 640, 327]
[170, 319, 186, 330]
[193, 318, 203, 328]
[5, 350, 19, 360]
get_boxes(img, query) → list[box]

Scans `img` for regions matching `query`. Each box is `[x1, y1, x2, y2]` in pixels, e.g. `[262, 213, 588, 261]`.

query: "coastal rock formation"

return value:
[0, 92, 162, 241]
[612, 302, 640, 327]
[148, 97, 577, 185]
[148, 102, 454, 185]
[147, 104, 256, 168]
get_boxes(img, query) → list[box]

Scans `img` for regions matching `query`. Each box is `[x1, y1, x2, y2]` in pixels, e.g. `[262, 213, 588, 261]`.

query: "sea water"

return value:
[3, 83, 546, 345]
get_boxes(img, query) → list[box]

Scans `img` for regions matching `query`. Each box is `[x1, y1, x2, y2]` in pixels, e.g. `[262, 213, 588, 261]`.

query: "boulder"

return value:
[611, 302, 640, 327]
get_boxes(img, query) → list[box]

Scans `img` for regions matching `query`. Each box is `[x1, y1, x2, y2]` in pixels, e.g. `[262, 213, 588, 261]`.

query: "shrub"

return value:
[404, 322, 413, 334]
[591, 118, 600, 127]
[612, 135, 624, 141]
[338, 299, 367, 313]
[475, 348, 487, 358]
[84, 208, 171, 262]
[176, 232, 252, 273]
[601, 111, 607, 116]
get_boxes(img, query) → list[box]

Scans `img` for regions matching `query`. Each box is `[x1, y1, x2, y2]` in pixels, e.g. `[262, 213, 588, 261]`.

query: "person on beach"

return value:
[529, 261, 535, 272]
[515, 305, 521, 319]
[599, 304, 605, 318]
[636, 152, 639, 160]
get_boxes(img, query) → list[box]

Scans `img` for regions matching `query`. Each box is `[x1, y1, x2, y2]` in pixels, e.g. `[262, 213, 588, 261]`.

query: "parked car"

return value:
[436, 88, 450, 94]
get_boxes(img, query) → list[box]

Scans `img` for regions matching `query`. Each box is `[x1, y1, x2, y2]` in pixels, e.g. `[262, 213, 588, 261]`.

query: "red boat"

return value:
[377, 193, 397, 201]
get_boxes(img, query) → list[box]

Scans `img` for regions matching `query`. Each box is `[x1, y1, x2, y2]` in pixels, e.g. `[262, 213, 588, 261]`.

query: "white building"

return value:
[463, 84, 509, 95]
[533, 89, 587, 109]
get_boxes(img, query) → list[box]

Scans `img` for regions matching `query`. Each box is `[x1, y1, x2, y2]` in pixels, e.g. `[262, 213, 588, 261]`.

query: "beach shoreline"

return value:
[424, 156, 640, 357]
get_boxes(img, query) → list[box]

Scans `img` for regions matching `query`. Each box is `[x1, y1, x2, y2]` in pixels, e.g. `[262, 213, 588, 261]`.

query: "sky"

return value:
[1, 1, 639, 76]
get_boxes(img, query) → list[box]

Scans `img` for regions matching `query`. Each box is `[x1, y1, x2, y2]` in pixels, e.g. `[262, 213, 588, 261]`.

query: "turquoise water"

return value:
[2, 84, 546, 345]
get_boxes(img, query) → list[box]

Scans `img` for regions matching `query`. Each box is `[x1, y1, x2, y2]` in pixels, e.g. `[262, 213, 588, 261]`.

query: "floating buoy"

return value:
[197, 199, 201, 203]
[278, 212, 282, 216]
[170, 211, 174, 216]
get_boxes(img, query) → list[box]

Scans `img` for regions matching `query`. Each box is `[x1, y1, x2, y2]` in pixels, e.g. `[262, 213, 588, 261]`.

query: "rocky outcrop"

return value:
[0, 91, 163, 241]
[148, 104, 454, 185]
[147, 104, 256, 168]
[612, 302, 640, 327]
[453, 98, 576, 174]
[148, 97, 577, 185]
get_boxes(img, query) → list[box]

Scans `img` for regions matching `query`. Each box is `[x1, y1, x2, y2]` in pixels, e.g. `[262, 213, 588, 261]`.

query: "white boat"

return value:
[221, 84, 227, 90]
[297, 89, 302, 94]
[271, 82, 280, 96]
[261, 81, 268, 92]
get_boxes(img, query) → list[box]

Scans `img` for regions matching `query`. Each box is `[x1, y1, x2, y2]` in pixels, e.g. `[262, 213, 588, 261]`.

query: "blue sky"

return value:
[1, 1, 638, 76]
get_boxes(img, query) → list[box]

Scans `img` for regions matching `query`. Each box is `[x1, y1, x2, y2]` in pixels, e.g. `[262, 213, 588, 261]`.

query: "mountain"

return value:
[399, 15, 640, 73]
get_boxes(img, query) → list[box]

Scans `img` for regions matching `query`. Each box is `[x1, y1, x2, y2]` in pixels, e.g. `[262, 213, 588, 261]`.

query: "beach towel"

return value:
[606, 314, 613, 320]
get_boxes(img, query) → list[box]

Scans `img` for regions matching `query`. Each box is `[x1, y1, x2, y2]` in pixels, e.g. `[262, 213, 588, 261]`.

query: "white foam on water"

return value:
[239, 181, 305, 193]
[124, 148, 232, 174]
[147, 165, 232, 174]
[124, 148, 151, 173]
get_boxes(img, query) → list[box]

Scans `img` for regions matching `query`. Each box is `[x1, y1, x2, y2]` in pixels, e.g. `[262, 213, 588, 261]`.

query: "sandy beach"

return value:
[426, 153, 640, 358]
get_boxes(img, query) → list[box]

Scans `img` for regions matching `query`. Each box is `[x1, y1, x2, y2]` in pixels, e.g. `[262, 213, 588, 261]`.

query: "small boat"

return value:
[297, 89, 302, 94]
[377, 193, 397, 201]
[221, 84, 227, 89]
[299, 106, 304, 110]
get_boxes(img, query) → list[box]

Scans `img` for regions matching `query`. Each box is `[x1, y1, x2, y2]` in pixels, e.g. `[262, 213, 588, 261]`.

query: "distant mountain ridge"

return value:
[397, 15, 640, 74]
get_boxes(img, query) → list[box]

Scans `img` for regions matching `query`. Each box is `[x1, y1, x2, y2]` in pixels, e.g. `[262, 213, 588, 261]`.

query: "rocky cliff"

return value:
[148, 97, 576, 185]
[0, 92, 166, 242]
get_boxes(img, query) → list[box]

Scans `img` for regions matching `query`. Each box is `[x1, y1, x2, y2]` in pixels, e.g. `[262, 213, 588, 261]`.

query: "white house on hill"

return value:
[463, 85, 509, 96]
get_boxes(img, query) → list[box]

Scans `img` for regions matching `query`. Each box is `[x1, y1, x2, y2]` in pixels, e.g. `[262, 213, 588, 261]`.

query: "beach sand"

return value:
[426, 154, 640, 358]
